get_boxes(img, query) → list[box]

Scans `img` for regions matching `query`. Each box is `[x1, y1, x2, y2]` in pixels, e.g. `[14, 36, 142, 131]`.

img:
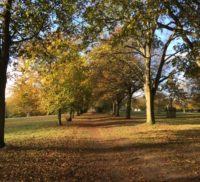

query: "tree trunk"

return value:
[144, 46, 155, 125]
[26, 113, 30, 117]
[80, 108, 84, 115]
[182, 102, 186, 113]
[116, 101, 120, 117]
[145, 83, 155, 124]
[126, 91, 132, 119]
[0, 0, 12, 148]
[112, 102, 116, 115]
[58, 109, 62, 126]
[67, 108, 73, 122]
[0, 67, 7, 148]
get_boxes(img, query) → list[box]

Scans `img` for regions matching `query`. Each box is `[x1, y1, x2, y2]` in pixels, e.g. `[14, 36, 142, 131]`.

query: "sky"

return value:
[6, 60, 18, 98]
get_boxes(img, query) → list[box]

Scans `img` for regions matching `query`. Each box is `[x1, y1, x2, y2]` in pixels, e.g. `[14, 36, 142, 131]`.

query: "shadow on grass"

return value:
[158, 117, 200, 125]
[169, 176, 200, 182]
[5, 112, 200, 136]
[69, 119, 144, 128]
[74, 115, 200, 128]
[164, 121, 200, 125]
[5, 139, 200, 157]
[77, 113, 200, 126]
[5, 128, 200, 155]
[69, 113, 146, 128]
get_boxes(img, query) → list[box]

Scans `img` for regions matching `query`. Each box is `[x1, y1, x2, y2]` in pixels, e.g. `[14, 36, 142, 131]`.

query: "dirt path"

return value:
[68, 113, 134, 181]
[2, 113, 200, 181]
[65, 113, 200, 182]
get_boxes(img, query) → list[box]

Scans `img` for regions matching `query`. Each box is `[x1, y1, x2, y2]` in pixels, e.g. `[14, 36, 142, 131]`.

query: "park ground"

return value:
[0, 113, 200, 181]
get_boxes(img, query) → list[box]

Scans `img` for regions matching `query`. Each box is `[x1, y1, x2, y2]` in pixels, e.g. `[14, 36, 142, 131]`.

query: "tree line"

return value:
[0, 0, 199, 148]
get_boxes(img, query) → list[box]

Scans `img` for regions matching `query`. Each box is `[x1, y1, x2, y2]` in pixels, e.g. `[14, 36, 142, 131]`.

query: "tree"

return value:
[158, 0, 200, 66]
[0, 1, 79, 147]
[83, 0, 183, 124]
[183, 60, 200, 110]
[6, 77, 43, 117]
[89, 41, 143, 118]
[174, 49, 200, 111]
[20, 33, 91, 124]
[164, 76, 188, 113]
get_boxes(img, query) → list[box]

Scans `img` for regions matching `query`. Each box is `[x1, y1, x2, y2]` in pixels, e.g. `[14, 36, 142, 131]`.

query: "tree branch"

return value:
[152, 32, 176, 96]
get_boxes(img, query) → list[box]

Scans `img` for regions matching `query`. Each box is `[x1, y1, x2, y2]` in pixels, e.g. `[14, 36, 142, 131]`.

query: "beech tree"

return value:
[0, 0, 78, 147]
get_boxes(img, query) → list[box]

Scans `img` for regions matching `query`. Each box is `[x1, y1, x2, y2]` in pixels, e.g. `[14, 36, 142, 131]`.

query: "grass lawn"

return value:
[0, 113, 200, 181]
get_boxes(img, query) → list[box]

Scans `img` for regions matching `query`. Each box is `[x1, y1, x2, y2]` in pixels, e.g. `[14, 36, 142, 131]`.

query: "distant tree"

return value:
[20, 33, 91, 124]
[185, 63, 200, 110]
[175, 52, 200, 111]
[164, 76, 188, 113]
[89, 41, 143, 119]
[6, 77, 43, 117]
[154, 92, 168, 114]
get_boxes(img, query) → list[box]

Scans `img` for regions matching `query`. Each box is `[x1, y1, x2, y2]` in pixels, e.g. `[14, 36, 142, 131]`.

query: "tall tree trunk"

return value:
[116, 101, 120, 117]
[145, 82, 155, 124]
[126, 90, 132, 119]
[144, 46, 155, 125]
[0, 0, 12, 148]
[0, 66, 7, 148]
[58, 108, 62, 126]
